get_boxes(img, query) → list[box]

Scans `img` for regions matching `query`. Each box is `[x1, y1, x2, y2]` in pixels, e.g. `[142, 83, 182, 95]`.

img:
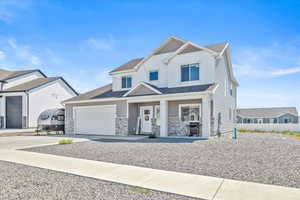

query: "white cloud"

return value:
[233, 41, 300, 78]
[0, 50, 6, 61]
[86, 37, 115, 50]
[7, 38, 41, 66]
[0, 0, 30, 23]
[270, 67, 300, 76]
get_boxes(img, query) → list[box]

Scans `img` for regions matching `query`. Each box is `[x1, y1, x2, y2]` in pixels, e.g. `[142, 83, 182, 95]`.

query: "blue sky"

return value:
[0, 0, 300, 110]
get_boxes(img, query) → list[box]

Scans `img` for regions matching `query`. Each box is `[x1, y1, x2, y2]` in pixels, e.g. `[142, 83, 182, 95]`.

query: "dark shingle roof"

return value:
[205, 42, 228, 53]
[0, 69, 45, 81]
[237, 107, 298, 118]
[64, 84, 113, 102]
[90, 83, 215, 99]
[109, 58, 143, 73]
[2, 77, 60, 92]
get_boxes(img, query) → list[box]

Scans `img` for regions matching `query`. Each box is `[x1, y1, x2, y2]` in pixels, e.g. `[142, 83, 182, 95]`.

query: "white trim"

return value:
[123, 82, 162, 97]
[64, 90, 210, 105]
[140, 106, 153, 133]
[164, 42, 218, 64]
[178, 103, 201, 123]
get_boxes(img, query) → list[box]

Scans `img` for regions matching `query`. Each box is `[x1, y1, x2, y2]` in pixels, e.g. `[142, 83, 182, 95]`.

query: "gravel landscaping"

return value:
[0, 160, 199, 200]
[26, 132, 300, 188]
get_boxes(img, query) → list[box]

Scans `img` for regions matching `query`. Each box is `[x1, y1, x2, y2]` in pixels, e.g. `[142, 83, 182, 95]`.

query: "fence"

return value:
[236, 123, 300, 132]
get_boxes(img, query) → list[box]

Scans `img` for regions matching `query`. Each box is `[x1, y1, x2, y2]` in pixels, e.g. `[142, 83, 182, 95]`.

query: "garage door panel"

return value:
[74, 105, 116, 135]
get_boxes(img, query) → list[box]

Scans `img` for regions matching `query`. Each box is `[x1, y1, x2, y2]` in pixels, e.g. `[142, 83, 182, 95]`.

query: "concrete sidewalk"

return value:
[0, 149, 299, 200]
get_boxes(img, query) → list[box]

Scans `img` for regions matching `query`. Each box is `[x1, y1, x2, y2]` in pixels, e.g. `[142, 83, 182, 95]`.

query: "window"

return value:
[149, 71, 158, 81]
[154, 105, 160, 125]
[181, 64, 199, 82]
[57, 115, 65, 121]
[229, 108, 232, 120]
[179, 104, 201, 122]
[121, 76, 132, 89]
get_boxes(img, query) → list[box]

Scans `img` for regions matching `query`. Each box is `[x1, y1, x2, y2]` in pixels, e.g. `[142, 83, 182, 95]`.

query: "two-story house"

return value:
[64, 36, 239, 138]
[0, 69, 78, 129]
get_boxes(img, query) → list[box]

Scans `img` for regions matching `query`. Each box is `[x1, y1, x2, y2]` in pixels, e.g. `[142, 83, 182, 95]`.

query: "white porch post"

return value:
[160, 100, 168, 137]
[202, 95, 211, 139]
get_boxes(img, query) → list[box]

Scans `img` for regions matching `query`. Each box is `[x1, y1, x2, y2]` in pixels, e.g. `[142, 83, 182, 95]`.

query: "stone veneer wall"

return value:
[168, 116, 203, 137]
[151, 118, 160, 136]
[116, 117, 128, 136]
[168, 116, 189, 136]
[65, 106, 74, 134]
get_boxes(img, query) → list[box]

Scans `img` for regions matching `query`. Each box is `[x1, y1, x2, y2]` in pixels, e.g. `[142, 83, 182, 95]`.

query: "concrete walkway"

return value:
[0, 148, 299, 200]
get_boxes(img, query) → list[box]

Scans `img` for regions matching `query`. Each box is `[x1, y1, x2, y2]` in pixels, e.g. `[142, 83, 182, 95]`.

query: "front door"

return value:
[140, 106, 153, 133]
[6, 96, 23, 128]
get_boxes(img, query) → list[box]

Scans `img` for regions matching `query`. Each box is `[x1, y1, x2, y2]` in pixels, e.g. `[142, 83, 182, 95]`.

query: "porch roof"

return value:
[92, 83, 215, 99]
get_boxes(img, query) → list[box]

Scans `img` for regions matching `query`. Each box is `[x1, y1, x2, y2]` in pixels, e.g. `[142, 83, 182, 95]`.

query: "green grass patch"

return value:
[58, 139, 73, 145]
[128, 186, 151, 195]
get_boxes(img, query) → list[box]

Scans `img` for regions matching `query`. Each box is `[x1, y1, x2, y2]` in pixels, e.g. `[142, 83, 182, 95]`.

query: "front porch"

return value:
[127, 94, 213, 139]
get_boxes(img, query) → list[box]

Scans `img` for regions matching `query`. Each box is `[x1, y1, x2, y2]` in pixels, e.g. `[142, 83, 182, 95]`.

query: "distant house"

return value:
[0, 69, 78, 129]
[236, 107, 299, 124]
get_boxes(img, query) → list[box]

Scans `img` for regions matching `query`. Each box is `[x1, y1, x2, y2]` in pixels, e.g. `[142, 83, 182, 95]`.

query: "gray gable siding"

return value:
[278, 113, 299, 124]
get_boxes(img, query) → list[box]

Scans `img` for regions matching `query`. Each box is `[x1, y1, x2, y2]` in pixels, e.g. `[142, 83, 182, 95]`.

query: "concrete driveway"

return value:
[0, 135, 89, 150]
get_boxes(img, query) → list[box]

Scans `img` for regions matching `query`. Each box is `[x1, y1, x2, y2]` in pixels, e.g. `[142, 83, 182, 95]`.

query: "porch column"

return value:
[202, 95, 211, 139]
[160, 100, 168, 137]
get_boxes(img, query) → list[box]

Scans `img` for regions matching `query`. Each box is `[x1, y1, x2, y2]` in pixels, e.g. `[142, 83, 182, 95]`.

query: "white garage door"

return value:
[74, 105, 116, 135]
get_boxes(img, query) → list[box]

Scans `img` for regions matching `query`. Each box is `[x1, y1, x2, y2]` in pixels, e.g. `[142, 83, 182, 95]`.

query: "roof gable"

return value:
[109, 36, 219, 74]
[1, 77, 78, 95]
[123, 82, 162, 97]
[154, 38, 185, 55]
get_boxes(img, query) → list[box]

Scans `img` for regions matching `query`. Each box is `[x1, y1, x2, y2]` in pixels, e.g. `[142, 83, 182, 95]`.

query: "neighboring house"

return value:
[0, 69, 78, 129]
[64, 36, 239, 138]
[237, 107, 299, 124]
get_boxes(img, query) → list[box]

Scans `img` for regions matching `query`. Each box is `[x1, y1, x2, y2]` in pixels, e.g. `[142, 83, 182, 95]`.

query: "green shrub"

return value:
[58, 139, 73, 145]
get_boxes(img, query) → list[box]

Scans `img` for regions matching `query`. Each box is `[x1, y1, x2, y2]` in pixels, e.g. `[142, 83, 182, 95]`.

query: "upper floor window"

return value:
[149, 71, 158, 81]
[181, 64, 199, 82]
[121, 76, 132, 89]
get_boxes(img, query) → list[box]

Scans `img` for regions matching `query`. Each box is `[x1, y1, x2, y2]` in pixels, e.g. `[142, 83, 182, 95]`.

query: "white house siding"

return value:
[65, 100, 127, 135]
[28, 80, 76, 127]
[237, 123, 300, 132]
[3, 71, 44, 90]
[112, 51, 215, 91]
[213, 56, 236, 134]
